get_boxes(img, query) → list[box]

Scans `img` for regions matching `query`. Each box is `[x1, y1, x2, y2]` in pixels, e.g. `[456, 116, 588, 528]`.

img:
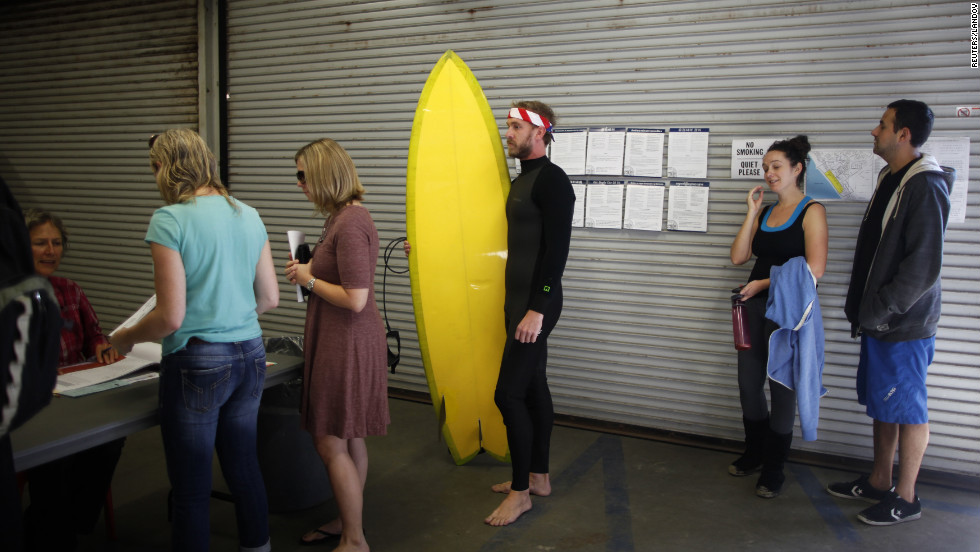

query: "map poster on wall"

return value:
[549, 127, 588, 175]
[584, 181, 624, 229]
[624, 128, 666, 177]
[624, 182, 665, 231]
[585, 127, 626, 175]
[570, 181, 587, 227]
[731, 137, 779, 179]
[666, 128, 709, 178]
[921, 136, 970, 224]
[666, 181, 709, 232]
[805, 149, 875, 201]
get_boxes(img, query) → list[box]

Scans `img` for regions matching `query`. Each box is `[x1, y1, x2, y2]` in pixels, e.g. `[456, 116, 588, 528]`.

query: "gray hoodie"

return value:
[844, 153, 954, 342]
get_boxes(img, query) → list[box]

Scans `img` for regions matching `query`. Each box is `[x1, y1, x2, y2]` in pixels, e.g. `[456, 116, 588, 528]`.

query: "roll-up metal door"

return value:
[227, 0, 978, 475]
[0, 0, 199, 325]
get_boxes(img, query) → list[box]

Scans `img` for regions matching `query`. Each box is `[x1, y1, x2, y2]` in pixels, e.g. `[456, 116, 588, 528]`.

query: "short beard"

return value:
[508, 140, 532, 159]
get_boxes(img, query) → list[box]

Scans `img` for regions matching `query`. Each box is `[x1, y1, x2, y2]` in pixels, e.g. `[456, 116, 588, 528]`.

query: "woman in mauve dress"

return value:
[285, 138, 389, 552]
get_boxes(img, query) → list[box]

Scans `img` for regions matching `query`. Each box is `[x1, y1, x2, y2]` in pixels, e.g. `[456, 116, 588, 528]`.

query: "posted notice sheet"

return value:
[667, 181, 710, 232]
[667, 128, 709, 178]
[585, 182, 625, 229]
[805, 150, 875, 201]
[624, 183, 665, 231]
[921, 136, 970, 224]
[624, 128, 666, 177]
[585, 128, 626, 175]
[550, 127, 588, 175]
[731, 137, 779, 179]
[571, 182, 587, 227]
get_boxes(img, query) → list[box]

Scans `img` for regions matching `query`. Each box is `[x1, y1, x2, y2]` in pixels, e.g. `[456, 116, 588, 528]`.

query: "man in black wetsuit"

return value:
[485, 101, 575, 527]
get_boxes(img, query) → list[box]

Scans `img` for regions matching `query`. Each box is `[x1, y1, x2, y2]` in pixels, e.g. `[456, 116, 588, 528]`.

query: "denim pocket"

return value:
[251, 356, 267, 398]
[181, 363, 232, 412]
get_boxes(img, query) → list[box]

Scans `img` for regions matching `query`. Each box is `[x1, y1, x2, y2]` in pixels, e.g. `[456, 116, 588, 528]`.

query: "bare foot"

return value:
[300, 519, 342, 544]
[490, 481, 513, 494]
[300, 518, 342, 543]
[332, 535, 369, 552]
[491, 473, 552, 496]
[484, 490, 532, 526]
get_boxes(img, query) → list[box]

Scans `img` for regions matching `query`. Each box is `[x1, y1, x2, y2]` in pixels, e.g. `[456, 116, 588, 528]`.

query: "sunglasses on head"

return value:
[148, 134, 159, 148]
[296, 171, 306, 183]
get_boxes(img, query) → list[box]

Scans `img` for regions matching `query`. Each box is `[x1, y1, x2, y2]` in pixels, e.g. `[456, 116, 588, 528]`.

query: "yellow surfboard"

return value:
[406, 51, 510, 465]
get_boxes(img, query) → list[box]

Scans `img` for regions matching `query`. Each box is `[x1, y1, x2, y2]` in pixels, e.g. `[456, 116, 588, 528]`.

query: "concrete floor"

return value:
[60, 397, 980, 551]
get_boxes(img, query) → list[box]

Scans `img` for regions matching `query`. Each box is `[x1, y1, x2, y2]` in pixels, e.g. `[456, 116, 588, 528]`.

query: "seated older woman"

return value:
[26, 209, 118, 365]
[21, 208, 124, 551]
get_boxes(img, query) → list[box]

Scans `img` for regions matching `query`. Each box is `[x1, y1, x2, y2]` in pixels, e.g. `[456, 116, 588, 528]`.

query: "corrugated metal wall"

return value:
[0, 0, 200, 324]
[225, 0, 979, 475]
[1, 0, 976, 476]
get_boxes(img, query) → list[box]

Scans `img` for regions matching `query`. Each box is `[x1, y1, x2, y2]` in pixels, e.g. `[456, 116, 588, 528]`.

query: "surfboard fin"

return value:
[437, 394, 447, 443]
[478, 419, 484, 452]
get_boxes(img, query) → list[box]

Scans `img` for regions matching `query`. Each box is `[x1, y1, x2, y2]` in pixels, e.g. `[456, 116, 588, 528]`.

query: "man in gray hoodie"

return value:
[826, 99, 953, 526]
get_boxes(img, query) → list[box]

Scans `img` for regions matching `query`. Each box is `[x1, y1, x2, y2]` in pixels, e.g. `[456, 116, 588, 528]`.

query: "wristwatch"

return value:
[306, 277, 317, 292]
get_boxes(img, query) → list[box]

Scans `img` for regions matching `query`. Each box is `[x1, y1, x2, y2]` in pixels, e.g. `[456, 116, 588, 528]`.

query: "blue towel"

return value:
[766, 256, 827, 441]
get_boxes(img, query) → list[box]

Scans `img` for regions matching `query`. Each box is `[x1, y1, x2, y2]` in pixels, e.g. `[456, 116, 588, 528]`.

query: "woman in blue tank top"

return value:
[729, 135, 828, 498]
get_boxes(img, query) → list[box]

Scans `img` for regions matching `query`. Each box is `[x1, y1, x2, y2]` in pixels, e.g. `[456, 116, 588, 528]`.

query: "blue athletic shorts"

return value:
[857, 334, 933, 424]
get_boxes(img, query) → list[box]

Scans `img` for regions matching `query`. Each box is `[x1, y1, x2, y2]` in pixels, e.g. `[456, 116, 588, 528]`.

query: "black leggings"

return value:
[737, 295, 797, 434]
[494, 310, 558, 492]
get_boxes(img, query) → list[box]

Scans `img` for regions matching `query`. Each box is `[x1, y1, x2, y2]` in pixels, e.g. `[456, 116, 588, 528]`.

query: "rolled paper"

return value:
[287, 230, 306, 302]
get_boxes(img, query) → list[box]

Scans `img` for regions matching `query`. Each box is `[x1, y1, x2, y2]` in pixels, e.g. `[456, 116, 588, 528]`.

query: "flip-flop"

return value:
[298, 527, 341, 546]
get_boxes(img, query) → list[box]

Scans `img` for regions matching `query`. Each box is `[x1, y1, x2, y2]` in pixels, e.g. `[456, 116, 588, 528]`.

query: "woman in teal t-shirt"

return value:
[112, 129, 279, 552]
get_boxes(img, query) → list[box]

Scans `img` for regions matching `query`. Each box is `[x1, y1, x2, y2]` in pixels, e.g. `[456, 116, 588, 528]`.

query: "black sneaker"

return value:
[826, 475, 894, 503]
[857, 494, 921, 526]
[729, 454, 763, 476]
[755, 469, 785, 499]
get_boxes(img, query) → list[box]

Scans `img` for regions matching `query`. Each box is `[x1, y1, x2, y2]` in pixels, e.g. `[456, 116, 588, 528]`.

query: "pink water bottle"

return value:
[731, 288, 751, 351]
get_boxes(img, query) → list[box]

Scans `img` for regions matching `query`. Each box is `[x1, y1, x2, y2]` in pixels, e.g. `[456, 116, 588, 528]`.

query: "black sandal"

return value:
[299, 527, 341, 546]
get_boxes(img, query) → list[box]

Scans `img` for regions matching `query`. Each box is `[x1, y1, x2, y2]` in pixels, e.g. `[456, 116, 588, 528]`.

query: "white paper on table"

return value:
[110, 295, 156, 336]
[59, 371, 160, 398]
[287, 230, 306, 302]
[55, 342, 163, 394]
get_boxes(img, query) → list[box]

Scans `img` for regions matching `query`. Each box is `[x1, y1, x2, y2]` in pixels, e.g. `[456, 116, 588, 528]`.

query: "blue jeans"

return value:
[159, 336, 270, 552]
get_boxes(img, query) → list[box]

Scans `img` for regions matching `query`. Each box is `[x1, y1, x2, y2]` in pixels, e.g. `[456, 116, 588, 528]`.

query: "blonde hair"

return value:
[149, 128, 232, 206]
[294, 138, 365, 215]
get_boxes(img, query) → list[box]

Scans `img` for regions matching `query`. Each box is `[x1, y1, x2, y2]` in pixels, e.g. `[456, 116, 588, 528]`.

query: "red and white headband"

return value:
[507, 107, 553, 134]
